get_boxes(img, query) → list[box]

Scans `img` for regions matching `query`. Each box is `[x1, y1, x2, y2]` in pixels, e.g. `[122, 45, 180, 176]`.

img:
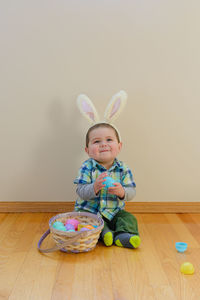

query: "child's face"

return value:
[85, 127, 122, 167]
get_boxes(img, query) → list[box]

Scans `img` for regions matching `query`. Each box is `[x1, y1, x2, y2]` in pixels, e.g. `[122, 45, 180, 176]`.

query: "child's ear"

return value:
[85, 147, 89, 155]
[118, 142, 122, 152]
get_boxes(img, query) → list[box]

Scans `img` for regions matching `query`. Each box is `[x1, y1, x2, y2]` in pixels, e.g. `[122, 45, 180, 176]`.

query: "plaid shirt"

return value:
[74, 158, 136, 220]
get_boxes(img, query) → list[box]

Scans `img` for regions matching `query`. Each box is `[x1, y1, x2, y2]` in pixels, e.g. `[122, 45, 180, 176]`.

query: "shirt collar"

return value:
[90, 158, 123, 171]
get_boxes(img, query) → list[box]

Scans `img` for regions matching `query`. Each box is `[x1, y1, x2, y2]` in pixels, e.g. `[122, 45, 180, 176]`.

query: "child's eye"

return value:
[94, 140, 99, 144]
[107, 138, 113, 142]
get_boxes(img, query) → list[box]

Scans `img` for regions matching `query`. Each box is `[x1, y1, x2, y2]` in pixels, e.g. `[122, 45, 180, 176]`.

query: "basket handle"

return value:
[37, 229, 85, 253]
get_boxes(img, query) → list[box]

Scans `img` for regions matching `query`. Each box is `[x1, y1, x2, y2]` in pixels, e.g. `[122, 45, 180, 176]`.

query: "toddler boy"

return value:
[74, 123, 140, 249]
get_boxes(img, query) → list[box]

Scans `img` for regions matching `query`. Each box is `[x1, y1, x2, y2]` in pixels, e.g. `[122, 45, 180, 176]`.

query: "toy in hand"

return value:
[103, 176, 116, 188]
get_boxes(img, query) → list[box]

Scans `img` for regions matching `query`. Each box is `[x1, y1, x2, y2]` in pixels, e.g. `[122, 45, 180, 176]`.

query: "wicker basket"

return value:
[38, 211, 104, 253]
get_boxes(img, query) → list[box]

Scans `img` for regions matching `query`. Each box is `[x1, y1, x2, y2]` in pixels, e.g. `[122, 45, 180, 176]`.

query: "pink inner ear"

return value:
[82, 100, 95, 121]
[109, 98, 121, 118]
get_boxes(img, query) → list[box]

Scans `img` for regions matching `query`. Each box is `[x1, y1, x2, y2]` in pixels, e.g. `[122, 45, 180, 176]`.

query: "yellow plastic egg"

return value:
[77, 224, 94, 231]
[77, 224, 86, 231]
[180, 262, 195, 275]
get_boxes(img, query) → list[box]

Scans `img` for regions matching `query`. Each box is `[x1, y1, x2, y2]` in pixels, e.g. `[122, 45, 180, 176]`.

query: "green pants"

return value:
[76, 208, 139, 237]
[103, 210, 139, 237]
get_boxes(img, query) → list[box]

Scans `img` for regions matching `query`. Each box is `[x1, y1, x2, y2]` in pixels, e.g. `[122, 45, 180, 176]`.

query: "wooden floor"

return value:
[0, 213, 200, 300]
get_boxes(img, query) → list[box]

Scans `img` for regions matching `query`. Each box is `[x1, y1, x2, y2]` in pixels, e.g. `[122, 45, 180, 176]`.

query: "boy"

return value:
[74, 123, 141, 249]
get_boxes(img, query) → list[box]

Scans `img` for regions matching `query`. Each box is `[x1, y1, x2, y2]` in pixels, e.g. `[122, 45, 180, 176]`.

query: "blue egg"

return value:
[57, 226, 67, 231]
[175, 242, 187, 253]
[103, 176, 115, 188]
[53, 221, 66, 231]
[53, 221, 64, 227]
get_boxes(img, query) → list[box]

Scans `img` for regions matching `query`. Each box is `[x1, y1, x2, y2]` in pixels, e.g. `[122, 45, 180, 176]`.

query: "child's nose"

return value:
[100, 141, 107, 146]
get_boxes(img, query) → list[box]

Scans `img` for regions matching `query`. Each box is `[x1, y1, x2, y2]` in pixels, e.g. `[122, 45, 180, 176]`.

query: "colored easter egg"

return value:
[84, 225, 95, 230]
[65, 218, 79, 230]
[77, 224, 85, 231]
[77, 224, 95, 231]
[103, 176, 115, 188]
[80, 227, 90, 231]
[175, 242, 187, 253]
[52, 221, 66, 231]
[65, 223, 75, 231]
[57, 226, 66, 231]
[53, 224, 66, 231]
[180, 262, 195, 275]
[53, 221, 64, 227]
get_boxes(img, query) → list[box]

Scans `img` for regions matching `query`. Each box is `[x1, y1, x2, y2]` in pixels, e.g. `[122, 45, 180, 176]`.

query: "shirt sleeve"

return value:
[76, 184, 96, 200]
[123, 187, 136, 201]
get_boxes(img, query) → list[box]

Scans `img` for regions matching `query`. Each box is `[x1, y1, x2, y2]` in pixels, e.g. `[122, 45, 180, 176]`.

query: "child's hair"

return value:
[86, 123, 120, 147]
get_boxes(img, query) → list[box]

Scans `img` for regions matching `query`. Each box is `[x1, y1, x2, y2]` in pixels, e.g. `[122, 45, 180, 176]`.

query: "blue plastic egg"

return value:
[103, 176, 115, 188]
[53, 221, 64, 228]
[57, 226, 67, 231]
[53, 221, 66, 231]
[175, 242, 188, 253]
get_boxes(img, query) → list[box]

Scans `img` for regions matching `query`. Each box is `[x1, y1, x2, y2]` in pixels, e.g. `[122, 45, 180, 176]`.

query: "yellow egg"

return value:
[180, 262, 195, 275]
[77, 224, 85, 231]
[77, 224, 94, 231]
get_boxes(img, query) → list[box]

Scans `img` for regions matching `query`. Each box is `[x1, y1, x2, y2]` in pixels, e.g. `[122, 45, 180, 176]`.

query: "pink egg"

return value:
[65, 218, 79, 230]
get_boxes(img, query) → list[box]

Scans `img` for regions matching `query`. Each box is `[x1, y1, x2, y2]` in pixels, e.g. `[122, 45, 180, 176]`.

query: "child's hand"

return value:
[93, 172, 107, 195]
[108, 182, 125, 199]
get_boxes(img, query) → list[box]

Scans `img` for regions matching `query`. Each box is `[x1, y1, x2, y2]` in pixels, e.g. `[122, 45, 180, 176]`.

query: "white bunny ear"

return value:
[77, 94, 100, 124]
[104, 90, 127, 123]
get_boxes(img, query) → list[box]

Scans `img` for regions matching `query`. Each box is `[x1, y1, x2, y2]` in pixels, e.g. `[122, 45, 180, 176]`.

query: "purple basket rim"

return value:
[49, 211, 104, 234]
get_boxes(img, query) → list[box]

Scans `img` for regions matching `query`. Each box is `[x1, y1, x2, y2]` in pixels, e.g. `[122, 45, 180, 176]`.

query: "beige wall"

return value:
[0, 0, 200, 202]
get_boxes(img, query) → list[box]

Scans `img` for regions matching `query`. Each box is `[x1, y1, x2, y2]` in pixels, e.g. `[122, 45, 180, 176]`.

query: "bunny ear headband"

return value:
[76, 90, 127, 141]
